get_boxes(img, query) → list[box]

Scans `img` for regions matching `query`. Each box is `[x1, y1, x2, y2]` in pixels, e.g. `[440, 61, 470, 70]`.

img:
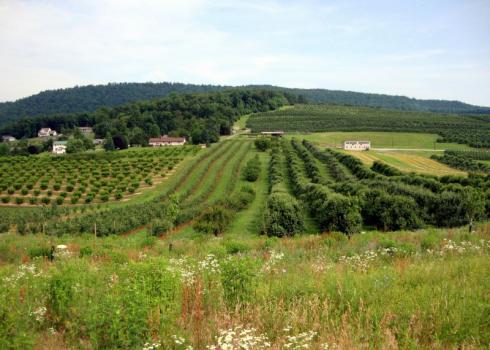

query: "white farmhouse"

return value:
[52, 141, 67, 154]
[343, 140, 371, 151]
[149, 135, 186, 146]
[38, 128, 57, 138]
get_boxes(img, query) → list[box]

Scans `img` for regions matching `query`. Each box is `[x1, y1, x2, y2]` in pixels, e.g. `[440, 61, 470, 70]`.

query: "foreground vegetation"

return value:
[248, 104, 490, 148]
[0, 223, 488, 349]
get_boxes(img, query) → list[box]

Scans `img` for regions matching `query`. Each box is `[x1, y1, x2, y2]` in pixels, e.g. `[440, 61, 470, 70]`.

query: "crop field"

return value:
[248, 104, 490, 148]
[0, 147, 199, 206]
[288, 131, 472, 150]
[344, 150, 466, 176]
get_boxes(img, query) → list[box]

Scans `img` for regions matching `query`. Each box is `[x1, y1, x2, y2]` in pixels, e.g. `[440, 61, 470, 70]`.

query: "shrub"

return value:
[148, 219, 173, 236]
[28, 246, 51, 259]
[79, 246, 93, 257]
[41, 197, 51, 205]
[362, 189, 423, 231]
[55, 197, 64, 205]
[1, 196, 11, 203]
[254, 137, 271, 151]
[242, 155, 261, 182]
[262, 192, 305, 237]
[193, 205, 233, 236]
[434, 188, 486, 227]
[15, 197, 24, 205]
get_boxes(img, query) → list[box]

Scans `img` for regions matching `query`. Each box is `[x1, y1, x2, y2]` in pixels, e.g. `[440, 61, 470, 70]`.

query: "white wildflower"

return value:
[29, 306, 47, 323]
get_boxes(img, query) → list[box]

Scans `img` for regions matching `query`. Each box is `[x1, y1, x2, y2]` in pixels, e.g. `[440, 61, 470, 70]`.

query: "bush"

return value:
[254, 137, 271, 151]
[193, 205, 233, 236]
[434, 188, 486, 227]
[15, 197, 24, 205]
[28, 246, 51, 259]
[242, 155, 261, 182]
[362, 190, 423, 231]
[79, 246, 93, 257]
[262, 192, 305, 237]
[148, 219, 173, 236]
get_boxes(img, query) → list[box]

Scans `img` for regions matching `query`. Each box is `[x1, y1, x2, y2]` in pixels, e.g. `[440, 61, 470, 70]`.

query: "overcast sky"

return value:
[1, 0, 489, 105]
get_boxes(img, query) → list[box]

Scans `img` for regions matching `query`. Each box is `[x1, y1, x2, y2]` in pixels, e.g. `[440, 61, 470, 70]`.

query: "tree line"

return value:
[0, 89, 297, 148]
[2, 82, 488, 127]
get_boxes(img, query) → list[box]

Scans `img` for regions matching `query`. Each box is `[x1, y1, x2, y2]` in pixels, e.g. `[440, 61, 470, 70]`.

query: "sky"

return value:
[0, 0, 489, 105]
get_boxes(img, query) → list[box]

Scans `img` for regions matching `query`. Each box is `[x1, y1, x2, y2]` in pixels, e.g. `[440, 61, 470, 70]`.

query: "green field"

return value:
[290, 131, 472, 150]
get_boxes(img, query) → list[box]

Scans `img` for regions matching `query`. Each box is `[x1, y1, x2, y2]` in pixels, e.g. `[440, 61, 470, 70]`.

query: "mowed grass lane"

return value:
[228, 150, 270, 236]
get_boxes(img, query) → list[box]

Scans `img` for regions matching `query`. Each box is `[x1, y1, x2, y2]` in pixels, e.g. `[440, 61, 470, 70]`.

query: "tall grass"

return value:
[0, 224, 489, 349]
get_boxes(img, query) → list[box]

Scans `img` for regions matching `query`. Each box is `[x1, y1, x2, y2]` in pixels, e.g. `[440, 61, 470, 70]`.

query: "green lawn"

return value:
[228, 151, 270, 236]
[288, 132, 473, 150]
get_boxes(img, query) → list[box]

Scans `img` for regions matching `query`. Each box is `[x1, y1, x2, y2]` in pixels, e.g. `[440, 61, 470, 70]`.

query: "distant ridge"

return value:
[1, 82, 489, 126]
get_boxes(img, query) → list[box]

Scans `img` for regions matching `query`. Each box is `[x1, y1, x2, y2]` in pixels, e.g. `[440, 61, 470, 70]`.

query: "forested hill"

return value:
[251, 85, 490, 115]
[0, 83, 225, 126]
[1, 82, 489, 126]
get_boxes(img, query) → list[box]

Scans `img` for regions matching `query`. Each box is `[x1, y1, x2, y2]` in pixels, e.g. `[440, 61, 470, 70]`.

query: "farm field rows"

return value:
[0, 146, 199, 206]
[344, 150, 466, 176]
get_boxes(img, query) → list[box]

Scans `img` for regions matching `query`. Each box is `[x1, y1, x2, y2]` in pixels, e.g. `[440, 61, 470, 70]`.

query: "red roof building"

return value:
[149, 135, 187, 146]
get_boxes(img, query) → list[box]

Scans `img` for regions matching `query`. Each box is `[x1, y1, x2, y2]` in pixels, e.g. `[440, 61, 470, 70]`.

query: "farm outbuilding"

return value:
[260, 131, 284, 137]
[343, 140, 371, 151]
